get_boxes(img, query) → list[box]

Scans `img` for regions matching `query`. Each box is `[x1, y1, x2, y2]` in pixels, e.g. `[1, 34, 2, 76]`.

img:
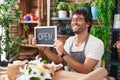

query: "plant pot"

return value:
[0, 60, 9, 67]
[84, 7, 91, 14]
[91, 6, 98, 20]
[58, 10, 67, 18]
[52, 12, 57, 17]
[79, 7, 91, 14]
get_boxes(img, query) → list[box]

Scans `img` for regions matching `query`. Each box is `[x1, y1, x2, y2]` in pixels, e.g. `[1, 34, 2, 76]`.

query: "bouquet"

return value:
[16, 56, 54, 80]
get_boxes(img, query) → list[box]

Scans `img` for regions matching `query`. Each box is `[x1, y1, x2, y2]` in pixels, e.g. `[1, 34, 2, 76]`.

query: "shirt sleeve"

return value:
[86, 38, 104, 60]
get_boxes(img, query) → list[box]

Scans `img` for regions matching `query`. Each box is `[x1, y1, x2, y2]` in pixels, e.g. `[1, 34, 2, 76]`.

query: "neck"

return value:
[75, 32, 89, 46]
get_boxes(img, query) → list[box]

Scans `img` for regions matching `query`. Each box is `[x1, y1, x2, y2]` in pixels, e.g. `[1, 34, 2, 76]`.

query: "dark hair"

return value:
[72, 8, 93, 32]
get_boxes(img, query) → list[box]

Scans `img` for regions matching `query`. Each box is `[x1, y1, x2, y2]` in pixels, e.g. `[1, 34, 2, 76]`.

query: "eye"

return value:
[71, 18, 85, 22]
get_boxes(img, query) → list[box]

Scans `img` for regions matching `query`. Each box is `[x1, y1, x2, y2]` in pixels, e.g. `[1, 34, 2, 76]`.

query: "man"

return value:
[36, 8, 104, 73]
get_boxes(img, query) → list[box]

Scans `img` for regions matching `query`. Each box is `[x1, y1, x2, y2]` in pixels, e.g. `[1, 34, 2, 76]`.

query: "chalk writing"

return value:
[35, 26, 57, 46]
[37, 32, 53, 40]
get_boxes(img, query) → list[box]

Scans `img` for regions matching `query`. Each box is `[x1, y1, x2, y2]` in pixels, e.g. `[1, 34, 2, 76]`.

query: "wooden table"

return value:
[1, 64, 108, 80]
[52, 70, 85, 80]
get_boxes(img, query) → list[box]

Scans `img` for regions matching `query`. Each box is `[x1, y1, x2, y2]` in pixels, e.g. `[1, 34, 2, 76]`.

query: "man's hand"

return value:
[53, 40, 64, 56]
[32, 37, 47, 51]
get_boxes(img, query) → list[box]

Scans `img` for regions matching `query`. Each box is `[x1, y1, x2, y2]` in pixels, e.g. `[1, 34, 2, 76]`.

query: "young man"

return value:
[36, 8, 104, 73]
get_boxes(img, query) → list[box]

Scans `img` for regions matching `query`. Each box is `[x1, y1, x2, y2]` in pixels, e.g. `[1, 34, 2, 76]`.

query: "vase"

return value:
[0, 60, 8, 66]
[91, 6, 98, 20]
[58, 10, 67, 18]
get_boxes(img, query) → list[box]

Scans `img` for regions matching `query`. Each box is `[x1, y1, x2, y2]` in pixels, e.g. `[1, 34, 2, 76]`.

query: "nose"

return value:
[71, 21, 78, 27]
[71, 20, 78, 25]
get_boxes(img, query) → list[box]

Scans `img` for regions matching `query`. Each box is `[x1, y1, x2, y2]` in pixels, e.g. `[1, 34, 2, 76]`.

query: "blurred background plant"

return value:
[0, 0, 23, 61]
[57, 24, 74, 35]
[90, 0, 115, 68]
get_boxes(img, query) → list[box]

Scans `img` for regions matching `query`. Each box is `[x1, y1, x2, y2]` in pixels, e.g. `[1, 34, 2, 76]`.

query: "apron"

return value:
[68, 34, 90, 71]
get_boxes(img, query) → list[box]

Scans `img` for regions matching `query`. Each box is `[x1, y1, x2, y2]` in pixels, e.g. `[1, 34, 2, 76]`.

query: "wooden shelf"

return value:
[20, 44, 37, 48]
[51, 17, 98, 24]
[51, 17, 71, 21]
[20, 21, 39, 24]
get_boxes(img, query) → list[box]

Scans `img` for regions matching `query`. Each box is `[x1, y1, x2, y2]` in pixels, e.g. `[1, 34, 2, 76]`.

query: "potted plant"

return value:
[68, 3, 76, 17]
[56, 2, 68, 18]
[51, 6, 58, 17]
[0, 0, 22, 63]
[51, 0, 58, 17]
[90, 0, 98, 20]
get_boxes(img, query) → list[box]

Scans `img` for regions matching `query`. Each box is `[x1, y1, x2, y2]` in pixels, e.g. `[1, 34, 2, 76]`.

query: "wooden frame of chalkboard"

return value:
[34, 26, 57, 46]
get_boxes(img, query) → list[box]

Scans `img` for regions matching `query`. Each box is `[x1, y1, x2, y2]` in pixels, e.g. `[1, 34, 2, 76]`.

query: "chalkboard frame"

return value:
[34, 26, 57, 46]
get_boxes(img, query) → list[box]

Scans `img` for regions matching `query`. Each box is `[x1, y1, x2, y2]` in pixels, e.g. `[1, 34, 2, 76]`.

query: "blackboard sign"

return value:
[34, 26, 57, 46]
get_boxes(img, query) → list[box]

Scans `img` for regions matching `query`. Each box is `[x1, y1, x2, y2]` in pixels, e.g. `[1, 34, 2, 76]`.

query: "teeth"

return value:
[73, 26, 77, 27]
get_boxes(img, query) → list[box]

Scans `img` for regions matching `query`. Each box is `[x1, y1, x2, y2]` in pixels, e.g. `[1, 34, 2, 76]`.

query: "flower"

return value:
[16, 56, 52, 80]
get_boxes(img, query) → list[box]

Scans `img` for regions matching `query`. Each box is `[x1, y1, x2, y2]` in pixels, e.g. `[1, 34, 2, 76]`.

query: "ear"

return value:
[86, 22, 90, 28]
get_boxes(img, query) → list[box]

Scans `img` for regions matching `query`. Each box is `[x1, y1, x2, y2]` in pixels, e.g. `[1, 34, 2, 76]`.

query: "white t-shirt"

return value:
[64, 34, 104, 70]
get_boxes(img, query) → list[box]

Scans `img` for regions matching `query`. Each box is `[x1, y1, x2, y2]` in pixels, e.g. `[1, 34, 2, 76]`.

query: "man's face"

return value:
[71, 14, 89, 34]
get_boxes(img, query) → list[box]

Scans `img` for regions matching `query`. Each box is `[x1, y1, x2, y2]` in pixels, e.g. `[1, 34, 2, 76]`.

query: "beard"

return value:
[71, 23, 87, 34]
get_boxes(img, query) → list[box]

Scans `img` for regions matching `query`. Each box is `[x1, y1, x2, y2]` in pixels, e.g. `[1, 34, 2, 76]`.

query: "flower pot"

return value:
[52, 12, 57, 17]
[58, 10, 67, 18]
[80, 7, 91, 14]
[91, 6, 98, 20]
[84, 7, 91, 14]
[0, 60, 8, 67]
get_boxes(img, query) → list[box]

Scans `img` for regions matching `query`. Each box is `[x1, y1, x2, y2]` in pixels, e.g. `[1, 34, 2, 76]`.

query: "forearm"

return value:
[63, 55, 93, 73]
[43, 47, 63, 64]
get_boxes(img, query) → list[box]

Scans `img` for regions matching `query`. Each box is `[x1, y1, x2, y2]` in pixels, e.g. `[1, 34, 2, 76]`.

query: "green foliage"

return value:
[77, 0, 91, 7]
[4, 36, 25, 59]
[68, 3, 77, 11]
[90, 0, 115, 67]
[56, 2, 68, 11]
[91, 0, 98, 6]
[52, 7, 57, 13]
[30, 77, 40, 80]
[0, 0, 22, 59]
[23, 23, 29, 31]
[51, 0, 59, 13]
[58, 25, 74, 35]
[43, 59, 48, 64]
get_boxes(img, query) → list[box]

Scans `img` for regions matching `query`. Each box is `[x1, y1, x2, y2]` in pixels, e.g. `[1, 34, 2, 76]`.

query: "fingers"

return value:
[53, 40, 63, 48]
[53, 40, 64, 56]
[114, 41, 120, 49]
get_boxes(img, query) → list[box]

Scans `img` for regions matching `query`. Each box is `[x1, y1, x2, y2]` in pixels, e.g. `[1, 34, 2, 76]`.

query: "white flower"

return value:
[16, 65, 31, 80]
[17, 56, 52, 80]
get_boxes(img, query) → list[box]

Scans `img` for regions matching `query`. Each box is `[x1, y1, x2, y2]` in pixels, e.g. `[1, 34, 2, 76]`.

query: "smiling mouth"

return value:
[72, 25, 79, 28]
